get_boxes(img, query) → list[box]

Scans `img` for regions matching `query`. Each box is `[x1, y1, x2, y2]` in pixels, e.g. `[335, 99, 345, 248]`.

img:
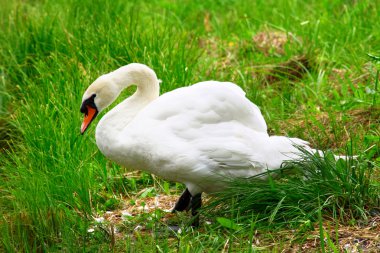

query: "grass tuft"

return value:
[206, 147, 379, 228]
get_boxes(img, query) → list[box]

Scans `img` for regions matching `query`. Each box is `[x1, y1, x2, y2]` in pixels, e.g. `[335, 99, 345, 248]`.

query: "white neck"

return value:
[110, 64, 160, 100]
[95, 64, 160, 156]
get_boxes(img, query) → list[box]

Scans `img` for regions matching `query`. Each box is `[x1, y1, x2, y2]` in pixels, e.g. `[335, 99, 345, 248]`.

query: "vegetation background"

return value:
[0, 0, 379, 251]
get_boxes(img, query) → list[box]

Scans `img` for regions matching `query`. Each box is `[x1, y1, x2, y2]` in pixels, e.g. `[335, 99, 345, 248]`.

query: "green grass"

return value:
[1, 0, 379, 251]
[207, 149, 379, 226]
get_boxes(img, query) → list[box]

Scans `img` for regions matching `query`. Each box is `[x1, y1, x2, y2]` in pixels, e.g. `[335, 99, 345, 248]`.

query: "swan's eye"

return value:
[80, 94, 97, 114]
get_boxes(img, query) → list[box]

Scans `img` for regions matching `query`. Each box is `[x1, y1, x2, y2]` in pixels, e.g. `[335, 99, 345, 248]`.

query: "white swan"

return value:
[80, 63, 329, 225]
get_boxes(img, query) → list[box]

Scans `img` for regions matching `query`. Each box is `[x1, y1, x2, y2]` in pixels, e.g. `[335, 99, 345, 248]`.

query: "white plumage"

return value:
[80, 63, 320, 196]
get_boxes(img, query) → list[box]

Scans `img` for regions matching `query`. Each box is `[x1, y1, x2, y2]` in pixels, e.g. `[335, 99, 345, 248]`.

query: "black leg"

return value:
[172, 188, 191, 213]
[190, 193, 202, 227]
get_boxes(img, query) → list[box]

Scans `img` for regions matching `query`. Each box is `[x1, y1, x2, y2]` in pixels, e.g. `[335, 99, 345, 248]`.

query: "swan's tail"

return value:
[288, 137, 355, 161]
[310, 148, 356, 161]
[270, 136, 353, 161]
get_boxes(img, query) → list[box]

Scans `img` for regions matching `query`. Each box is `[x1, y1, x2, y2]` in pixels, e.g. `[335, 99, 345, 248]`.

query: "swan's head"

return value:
[80, 75, 120, 134]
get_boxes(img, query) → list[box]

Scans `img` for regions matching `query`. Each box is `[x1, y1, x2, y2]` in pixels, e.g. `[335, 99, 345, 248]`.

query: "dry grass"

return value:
[252, 30, 300, 56]
[251, 55, 310, 84]
[327, 63, 378, 93]
[89, 193, 380, 252]
[291, 217, 380, 252]
[272, 107, 380, 149]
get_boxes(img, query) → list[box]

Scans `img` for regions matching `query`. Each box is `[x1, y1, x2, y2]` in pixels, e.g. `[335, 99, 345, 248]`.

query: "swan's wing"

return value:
[134, 81, 267, 133]
[123, 81, 273, 180]
[193, 131, 313, 175]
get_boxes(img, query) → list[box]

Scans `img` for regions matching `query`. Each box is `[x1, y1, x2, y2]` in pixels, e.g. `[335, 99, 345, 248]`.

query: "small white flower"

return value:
[134, 225, 143, 231]
[121, 211, 133, 217]
[87, 228, 95, 233]
[365, 86, 376, 94]
[94, 217, 105, 223]
[121, 211, 133, 221]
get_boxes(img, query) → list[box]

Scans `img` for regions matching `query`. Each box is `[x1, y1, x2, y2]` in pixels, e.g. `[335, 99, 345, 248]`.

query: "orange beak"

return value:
[81, 106, 98, 134]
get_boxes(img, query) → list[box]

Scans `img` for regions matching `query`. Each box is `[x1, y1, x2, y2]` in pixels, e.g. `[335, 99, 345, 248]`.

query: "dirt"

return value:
[253, 30, 299, 56]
